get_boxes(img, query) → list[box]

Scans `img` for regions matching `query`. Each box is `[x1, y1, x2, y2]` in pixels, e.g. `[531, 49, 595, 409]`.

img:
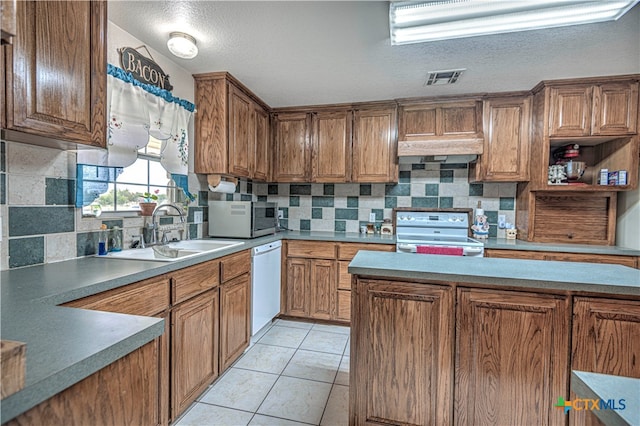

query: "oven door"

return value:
[396, 242, 484, 257]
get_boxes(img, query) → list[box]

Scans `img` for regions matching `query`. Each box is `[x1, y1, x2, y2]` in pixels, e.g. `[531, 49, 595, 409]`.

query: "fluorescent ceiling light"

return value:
[390, 0, 639, 45]
[167, 32, 198, 59]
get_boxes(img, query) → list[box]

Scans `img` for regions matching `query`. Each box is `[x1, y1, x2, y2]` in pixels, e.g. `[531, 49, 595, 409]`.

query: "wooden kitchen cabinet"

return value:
[350, 278, 454, 425]
[273, 112, 311, 182]
[397, 98, 484, 156]
[171, 288, 219, 418]
[470, 95, 531, 182]
[219, 250, 251, 371]
[193, 72, 271, 181]
[62, 276, 170, 425]
[549, 82, 638, 137]
[352, 105, 398, 182]
[285, 257, 310, 317]
[1, 0, 16, 44]
[485, 249, 638, 267]
[570, 297, 640, 426]
[4, 0, 106, 148]
[455, 288, 569, 426]
[311, 110, 352, 182]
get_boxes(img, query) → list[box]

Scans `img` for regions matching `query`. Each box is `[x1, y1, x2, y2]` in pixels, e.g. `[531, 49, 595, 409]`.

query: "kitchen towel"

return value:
[416, 246, 464, 256]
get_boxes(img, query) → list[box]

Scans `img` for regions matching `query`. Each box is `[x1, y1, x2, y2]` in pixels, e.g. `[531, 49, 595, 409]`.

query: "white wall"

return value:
[616, 168, 640, 249]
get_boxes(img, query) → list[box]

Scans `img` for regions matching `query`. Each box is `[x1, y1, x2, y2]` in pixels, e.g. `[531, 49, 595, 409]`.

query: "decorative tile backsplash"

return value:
[253, 162, 517, 236]
[1, 140, 517, 269]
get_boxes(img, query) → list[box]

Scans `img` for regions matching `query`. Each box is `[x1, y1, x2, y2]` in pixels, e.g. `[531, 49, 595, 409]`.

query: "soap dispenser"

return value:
[110, 226, 123, 252]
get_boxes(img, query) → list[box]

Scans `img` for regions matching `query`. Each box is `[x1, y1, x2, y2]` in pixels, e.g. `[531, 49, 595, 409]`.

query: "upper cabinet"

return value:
[470, 95, 531, 182]
[3, 0, 107, 148]
[549, 82, 638, 137]
[1, 0, 16, 44]
[193, 72, 271, 181]
[397, 98, 483, 156]
[273, 103, 398, 183]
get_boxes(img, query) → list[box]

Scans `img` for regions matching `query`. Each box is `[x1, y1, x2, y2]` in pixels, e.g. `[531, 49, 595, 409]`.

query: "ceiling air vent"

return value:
[425, 69, 465, 86]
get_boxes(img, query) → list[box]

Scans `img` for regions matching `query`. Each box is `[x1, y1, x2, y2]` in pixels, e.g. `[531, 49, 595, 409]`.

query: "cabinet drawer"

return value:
[220, 250, 251, 282]
[288, 241, 336, 259]
[337, 243, 395, 260]
[336, 290, 351, 321]
[544, 252, 637, 268]
[338, 261, 352, 290]
[173, 260, 220, 304]
[484, 249, 545, 260]
[64, 276, 170, 317]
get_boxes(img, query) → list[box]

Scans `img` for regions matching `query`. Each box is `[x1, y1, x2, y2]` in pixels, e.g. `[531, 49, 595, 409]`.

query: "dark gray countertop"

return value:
[571, 371, 640, 426]
[1, 230, 637, 422]
[348, 251, 640, 296]
[484, 238, 640, 256]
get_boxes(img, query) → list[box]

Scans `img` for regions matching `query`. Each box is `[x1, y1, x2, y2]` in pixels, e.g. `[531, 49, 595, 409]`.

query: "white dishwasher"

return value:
[250, 240, 282, 336]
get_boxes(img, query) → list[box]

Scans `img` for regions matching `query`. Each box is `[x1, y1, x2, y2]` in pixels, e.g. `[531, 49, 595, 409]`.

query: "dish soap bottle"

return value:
[110, 226, 123, 252]
[98, 224, 108, 255]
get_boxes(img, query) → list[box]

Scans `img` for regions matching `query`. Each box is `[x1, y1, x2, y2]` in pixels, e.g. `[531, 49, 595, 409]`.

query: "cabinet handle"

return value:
[567, 233, 574, 239]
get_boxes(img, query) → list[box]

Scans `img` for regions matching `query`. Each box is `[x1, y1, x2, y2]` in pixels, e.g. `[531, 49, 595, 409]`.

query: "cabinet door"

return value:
[311, 110, 351, 182]
[253, 104, 270, 181]
[455, 288, 569, 426]
[194, 76, 227, 174]
[351, 279, 453, 425]
[309, 259, 336, 320]
[352, 107, 398, 183]
[399, 104, 438, 140]
[571, 298, 640, 426]
[171, 289, 219, 418]
[220, 273, 251, 371]
[285, 258, 310, 317]
[440, 102, 482, 137]
[592, 82, 639, 135]
[7, 0, 106, 147]
[274, 112, 310, 182]
[228, 84, 252, 178]
[475, 96, 531, 182]
[548, 86, 593, 137]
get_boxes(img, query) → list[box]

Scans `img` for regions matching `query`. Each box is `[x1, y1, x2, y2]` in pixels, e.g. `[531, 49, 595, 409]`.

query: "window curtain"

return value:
[77, 64, 196, 202]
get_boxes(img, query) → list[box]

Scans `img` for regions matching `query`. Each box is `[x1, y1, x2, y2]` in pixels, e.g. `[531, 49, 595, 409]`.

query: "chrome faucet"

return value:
[150, 203, 187, 245]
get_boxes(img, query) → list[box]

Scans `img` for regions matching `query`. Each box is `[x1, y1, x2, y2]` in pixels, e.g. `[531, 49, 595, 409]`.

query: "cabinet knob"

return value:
[567, 233, 574, 239]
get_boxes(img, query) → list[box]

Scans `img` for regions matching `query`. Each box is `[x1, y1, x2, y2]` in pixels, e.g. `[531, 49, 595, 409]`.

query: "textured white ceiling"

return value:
[108, 1, 640, 108]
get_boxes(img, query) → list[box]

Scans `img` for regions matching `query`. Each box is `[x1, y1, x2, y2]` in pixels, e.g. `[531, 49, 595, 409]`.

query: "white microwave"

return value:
[208, 201, 278, 238]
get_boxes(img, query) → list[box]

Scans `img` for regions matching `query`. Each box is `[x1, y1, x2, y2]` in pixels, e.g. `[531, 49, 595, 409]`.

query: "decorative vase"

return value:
[139, 202, 157, 216]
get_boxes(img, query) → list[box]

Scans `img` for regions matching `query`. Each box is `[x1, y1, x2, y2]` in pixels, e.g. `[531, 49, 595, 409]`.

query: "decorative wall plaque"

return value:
[119, 46, 173, 91]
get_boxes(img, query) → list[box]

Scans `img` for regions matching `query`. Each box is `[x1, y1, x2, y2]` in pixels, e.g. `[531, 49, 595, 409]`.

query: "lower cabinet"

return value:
[485, 249, 638, 268]
[171, 288, 219, 417]
[220, 273, 251, 371]
[455, 288, 569, 426]
[570, 297, 640, 426]
[350, 279, 454, 425]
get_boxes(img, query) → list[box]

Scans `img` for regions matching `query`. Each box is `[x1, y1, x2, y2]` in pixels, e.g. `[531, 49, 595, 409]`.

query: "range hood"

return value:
[399, 154, 478, 164]
[397, 138, 484, 157]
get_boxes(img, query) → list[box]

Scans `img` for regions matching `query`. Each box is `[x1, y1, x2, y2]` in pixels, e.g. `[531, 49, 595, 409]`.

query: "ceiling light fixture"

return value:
[390, 0, 639, 45]
[167, 32, 198, 59]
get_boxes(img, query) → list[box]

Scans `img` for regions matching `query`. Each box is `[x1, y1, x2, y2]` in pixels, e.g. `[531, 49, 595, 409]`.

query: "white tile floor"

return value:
[175, 319, 351, 426]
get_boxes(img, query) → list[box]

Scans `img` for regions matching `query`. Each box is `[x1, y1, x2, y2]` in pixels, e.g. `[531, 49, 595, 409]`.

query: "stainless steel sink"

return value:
[98, 239, 244, 262]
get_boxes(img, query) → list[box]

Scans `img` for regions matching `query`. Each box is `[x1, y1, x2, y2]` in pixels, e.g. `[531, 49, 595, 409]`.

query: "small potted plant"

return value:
[138, 190, 159, 216]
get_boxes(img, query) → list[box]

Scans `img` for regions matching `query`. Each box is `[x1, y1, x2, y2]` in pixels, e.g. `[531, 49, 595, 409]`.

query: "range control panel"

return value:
[395, 211, 469, 229]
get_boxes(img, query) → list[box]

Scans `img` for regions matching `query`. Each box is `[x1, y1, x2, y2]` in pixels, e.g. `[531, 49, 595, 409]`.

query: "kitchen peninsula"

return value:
[348, 251, 640, 425]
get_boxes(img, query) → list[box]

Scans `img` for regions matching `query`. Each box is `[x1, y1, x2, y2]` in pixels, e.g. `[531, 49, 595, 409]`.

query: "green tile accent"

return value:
[439, 170, 454, 183]
[240, 194, 252, 201]
[500, 197, 515, 210]
[247, 182, 253, 193]
[159, 217, 173, 225]
[312, 208, 323, 219]
[279, 219, 289, 229]
[291, 184, 311, 195]
[411, 163, 425, 170]
[268, 184, 278, 195]
[335, 208, 359, 220]
[0, 141, 5, 172]
[46, 178, 75, 206]
[385, 183, 410, 196]
[440, 163, 468, 169]
[77, 232, 99, 257]
[347, 197, 359, 208]
[399, 171, 411, 183]
[300, 219, 311, 231]
[489, 224, 498, 237]
[280, 207, 289, 218]
[485, 211, 498, 224]
[372, 209, 383, 220]
[334, 220, 346, 232]
[323, 184, 334, 195]
[9, 206, 75, 236]
[9, 237, 44, 268]
[425, 184, 439, 196]
[312, 196, 334, 207]
[289, 196, 300, 207]
[198, 191, 208, 206]
[0, 173, 5, 205]
[439, 197, 453, 208]
[189, 224, 198, 238]
[226, 193, 234, 201]
[411, 197, 438, 208]
[360, 184, 372, 196]
[257, 195, 268, 202]
[469, 183, 484, 196]
[385, 197, 397, 208]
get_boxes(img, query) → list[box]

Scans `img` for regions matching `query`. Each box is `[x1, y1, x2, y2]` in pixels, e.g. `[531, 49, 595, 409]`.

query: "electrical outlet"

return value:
[194, 211, 203, 224]
[369, 212, 376, 222]
[498, 214, 506, 229]
[278, 209, 284, 219]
